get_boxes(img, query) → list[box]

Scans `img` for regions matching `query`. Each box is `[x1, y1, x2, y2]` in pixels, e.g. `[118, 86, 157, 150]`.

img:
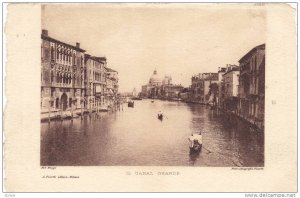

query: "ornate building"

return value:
[237, 44, 265, 129]
[148, 70, 162, 98]
[105, 67, 119, 104]
[140, 70, 182, 99]
[41, 29, 86, 112]
[190, 72, 219, 104]
[84, 55, 107, 109]
[220, 65, 239, 111]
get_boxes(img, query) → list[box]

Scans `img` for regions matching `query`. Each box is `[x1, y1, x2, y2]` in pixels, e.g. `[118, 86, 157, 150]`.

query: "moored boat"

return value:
[132, 97, 142, 100]
[61, 111, 72, 120]
[157, 113, 163, 120]
[99, 105, 109, 112]
[128, 101, 134, 107]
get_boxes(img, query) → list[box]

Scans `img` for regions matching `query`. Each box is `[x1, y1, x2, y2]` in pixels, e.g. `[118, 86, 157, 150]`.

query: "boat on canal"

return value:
[188, 133, 202, 154]
[128, 101, 134, 107]
[61, 111, 73, 120]
[157, 113, 163, 120]
[98, 104, 109, 112]
[132, 97, 142, 100]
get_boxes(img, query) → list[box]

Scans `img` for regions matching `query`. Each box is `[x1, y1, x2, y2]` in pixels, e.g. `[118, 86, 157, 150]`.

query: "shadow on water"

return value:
[189, 148, 202, 165]
[186, 104, 264, 167]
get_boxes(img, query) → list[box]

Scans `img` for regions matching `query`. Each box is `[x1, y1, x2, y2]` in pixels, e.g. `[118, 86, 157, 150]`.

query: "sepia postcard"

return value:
[4, 3, 297, 192]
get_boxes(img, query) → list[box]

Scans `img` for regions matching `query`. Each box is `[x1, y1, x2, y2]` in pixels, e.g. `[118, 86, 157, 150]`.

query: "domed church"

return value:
[141, 69, 183, 99]
[149, 70, 162, 86]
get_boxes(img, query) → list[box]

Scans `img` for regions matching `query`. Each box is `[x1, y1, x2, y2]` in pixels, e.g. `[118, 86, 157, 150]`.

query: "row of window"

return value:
[92, 60, 105, 70]
[46, 87, 85, 98]
[48, 45, 84, 66]
[50, 72, 84, 85]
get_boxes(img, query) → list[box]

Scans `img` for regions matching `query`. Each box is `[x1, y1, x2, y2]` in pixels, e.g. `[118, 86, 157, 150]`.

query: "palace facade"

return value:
[41, 29, 119, 117]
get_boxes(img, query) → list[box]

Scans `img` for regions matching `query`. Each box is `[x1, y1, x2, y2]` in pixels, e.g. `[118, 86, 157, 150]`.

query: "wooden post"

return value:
[60, 101, 63, 121]
[81, 100, 83, 120]
[96, 100, 99, 113]
[89, 100, 91, 114]
[48, 100, 51, 123]
[98, 100, 100, 113]
[71, 100, 73, 120]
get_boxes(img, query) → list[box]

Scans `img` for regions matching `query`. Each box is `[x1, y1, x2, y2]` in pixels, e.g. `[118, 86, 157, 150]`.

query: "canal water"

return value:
[41, 99, 264, 166]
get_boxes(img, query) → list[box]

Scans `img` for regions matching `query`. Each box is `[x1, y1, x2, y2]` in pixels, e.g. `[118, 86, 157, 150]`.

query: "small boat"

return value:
[99, 105, 109, 112]
[61, 111, 72, 120]
[188, 133, 202, 154]
[172, 98, 182, 101]
[128, 101, 134, 107]
[151, 100, 154, 103]
[157, 113, 163, 120]
[132, 97, 142, 100]
[72, 114, 79, 118]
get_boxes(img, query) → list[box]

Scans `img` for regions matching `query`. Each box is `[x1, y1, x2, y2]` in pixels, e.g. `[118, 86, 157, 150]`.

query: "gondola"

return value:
[132, 97, 142, 100]
[128, 101, 134, 107]
[188, 133, 202, 154]
[157, 113, 163, 120]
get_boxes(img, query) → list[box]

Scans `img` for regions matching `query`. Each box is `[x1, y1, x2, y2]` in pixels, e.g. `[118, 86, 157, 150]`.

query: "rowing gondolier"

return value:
[188, 132, 202, 153]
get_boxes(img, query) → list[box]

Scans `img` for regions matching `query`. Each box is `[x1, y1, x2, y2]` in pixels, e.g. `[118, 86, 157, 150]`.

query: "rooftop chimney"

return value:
[42, 29, 48, 36]
[76, 42, 80, 48]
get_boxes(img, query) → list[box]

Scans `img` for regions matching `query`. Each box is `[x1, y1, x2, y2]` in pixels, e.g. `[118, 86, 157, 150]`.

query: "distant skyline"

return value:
[42, 4, 266, 93]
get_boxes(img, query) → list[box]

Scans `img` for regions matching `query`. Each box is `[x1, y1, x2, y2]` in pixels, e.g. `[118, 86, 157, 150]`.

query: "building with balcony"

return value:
[105, 67, 119, 104]
[84, 54, 107, 109]
[216, 67, 227, 108]
[237, 44, 265, 129]
[41, 29, 86, 113]
[220, 65, 239, 111]
[190, 72, 219, 104]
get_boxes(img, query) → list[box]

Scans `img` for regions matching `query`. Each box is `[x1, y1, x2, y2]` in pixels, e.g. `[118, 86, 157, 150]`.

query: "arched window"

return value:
[50, 71, 54, 83]
[56, 73, 59, 83]
[66, 74, 69, 84]
[68, 51, 71, 64]
[73, 53, 76, 65]
[60, 74, 63, 83]
[64, 50, 67, 62]
[59, 49, 62, 61]
[56, 46, 60, 60]
[62, 49, 65, 61]
[70, 52, 72, 64]
[64, 73, 67, 83]
[70, 52, 72, 65]
[50, 46, 54, 60]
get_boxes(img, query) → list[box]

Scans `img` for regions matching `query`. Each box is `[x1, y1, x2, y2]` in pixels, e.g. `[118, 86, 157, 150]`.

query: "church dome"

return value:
[149, 70, 162, 86]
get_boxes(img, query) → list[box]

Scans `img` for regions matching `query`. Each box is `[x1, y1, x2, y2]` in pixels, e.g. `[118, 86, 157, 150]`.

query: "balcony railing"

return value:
[51, 82, 72, 88]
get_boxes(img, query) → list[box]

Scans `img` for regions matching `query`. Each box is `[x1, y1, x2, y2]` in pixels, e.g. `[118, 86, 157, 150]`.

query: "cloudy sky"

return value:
[42, 4, 266, 93]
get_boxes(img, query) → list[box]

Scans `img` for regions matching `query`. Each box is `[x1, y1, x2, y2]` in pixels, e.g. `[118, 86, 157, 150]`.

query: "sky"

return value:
[42, 4, 266, 93]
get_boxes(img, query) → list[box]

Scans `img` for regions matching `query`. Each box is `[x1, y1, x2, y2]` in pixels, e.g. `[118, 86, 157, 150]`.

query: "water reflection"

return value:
[41, 99, 264, 166]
